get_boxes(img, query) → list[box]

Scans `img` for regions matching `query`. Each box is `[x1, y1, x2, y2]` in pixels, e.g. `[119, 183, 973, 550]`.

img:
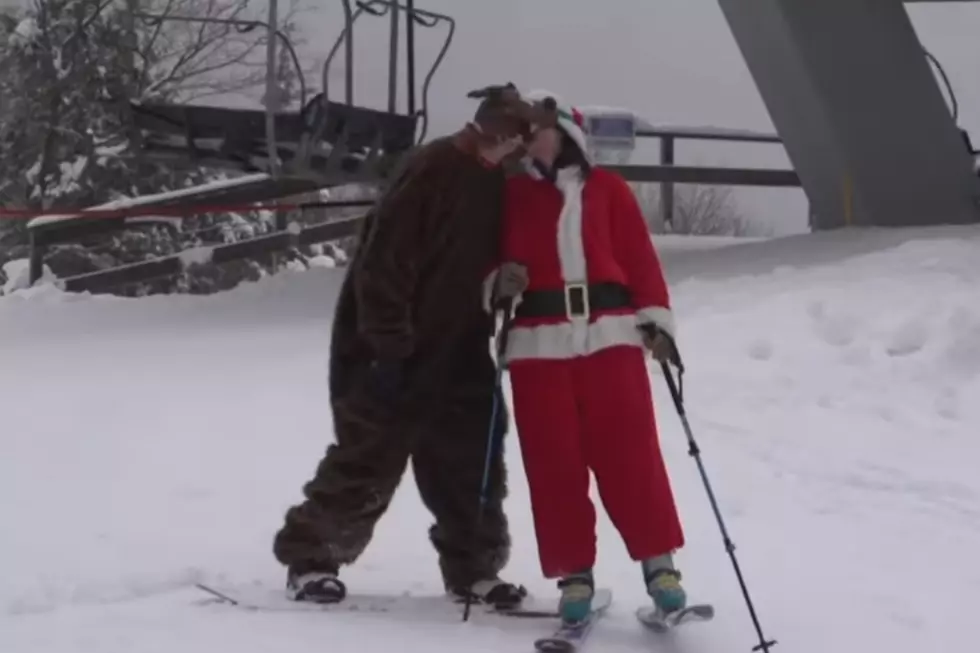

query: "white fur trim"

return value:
[636, 306, 676, 340]
[482, 268, 499, 313]
[505, 313, 645, 362]
[555, 168, 586, 283]
[553, 168, 591, 354]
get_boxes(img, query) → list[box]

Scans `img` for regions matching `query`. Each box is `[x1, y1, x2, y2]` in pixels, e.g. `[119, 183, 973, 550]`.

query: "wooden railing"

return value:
[623, 125, 794, 223]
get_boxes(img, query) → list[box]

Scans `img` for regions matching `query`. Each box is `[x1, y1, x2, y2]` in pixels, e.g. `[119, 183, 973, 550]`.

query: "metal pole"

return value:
[341, 0, 354, 104]
[660, 136, 675, 227]
[388, 0, 399, 113]
[406, 0, 416, 115]
[462, 301, 515, 622]
[265, 0, 280, 180]
[660, 363, 777, 653]
[264, 0, 286, 236]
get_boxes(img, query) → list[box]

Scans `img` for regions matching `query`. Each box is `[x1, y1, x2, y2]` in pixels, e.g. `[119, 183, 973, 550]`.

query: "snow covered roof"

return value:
[27, 173, 272, 229]
[578, 104, 780, 143]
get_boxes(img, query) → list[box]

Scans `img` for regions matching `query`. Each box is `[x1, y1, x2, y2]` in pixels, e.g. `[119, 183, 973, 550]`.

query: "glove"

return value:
[493, 261, 529, 307]
[365, 357, 404, 402]
[639, 324, 682, 369]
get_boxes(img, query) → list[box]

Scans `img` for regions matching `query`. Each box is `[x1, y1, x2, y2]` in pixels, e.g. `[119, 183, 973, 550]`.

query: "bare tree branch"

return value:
[130, 0, 304, 102]
[629, 181, 766, 236]
[0, 0, 304, 213]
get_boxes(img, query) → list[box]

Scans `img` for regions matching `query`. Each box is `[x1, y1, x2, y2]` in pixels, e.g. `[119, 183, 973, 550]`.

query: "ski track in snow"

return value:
[2, 227, 980, 652]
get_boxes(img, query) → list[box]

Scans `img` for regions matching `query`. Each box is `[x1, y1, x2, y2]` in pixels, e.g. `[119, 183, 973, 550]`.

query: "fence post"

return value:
[659, 135, 675, 226]
[28, 229, 44, 286]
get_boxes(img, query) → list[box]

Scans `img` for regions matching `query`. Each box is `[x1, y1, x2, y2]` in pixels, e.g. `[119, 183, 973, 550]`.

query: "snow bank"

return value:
[2, 226, 980, 653]
[1, 258, 58, 296]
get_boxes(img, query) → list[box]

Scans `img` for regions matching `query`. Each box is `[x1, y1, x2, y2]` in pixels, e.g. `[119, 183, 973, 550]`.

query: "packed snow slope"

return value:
[2, 225, 980, 653]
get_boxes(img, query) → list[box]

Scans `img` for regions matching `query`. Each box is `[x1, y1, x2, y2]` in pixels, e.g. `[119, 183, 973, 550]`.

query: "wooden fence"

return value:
[17, 127, 795, 295]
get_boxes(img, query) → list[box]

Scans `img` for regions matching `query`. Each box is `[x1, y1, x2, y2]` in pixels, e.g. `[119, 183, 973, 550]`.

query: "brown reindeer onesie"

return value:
[273, 87, 539, 608]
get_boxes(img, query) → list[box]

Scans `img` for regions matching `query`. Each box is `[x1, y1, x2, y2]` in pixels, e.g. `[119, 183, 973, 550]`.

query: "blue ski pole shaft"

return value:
[462, 303, 515, 622]
[660, 361, 777, 652]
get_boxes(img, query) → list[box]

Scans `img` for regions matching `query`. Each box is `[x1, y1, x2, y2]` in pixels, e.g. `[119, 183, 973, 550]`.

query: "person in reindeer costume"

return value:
[273, 84, 550, 609]
[484, 90, 688, 623]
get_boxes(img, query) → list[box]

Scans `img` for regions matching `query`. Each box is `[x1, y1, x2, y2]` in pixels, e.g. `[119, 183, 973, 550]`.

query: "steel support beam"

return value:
[717, 0, 980, 228]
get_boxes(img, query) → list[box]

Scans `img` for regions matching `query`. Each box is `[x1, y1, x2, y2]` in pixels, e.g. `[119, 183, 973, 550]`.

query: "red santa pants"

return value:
[508, 345, 684, 579]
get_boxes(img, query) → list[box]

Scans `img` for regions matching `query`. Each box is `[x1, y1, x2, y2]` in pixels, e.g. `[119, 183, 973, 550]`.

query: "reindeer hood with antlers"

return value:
[465, 82, 559, 143]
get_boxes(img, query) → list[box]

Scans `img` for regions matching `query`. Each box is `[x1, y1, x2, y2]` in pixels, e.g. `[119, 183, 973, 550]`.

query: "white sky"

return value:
[286, 0, 980, 235]
[5, 0, 979, 234]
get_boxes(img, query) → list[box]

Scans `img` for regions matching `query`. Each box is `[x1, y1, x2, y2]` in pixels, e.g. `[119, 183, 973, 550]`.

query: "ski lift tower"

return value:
[716, 0, 980, 229]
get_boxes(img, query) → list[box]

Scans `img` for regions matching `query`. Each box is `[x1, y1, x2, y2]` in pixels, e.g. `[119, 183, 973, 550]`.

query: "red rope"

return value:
[0, 200, 373, 220]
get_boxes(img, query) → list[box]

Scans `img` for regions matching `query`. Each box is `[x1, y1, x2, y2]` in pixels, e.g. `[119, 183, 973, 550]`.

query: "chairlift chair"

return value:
[128, 97, 418, 183]
[26, 0, 455, 287]
[125, 0, 455, 206]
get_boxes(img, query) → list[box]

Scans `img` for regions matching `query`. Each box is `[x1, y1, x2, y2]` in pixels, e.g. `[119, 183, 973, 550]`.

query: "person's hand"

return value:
[639, 324, 682, 368]
[494, 261, 529, 304]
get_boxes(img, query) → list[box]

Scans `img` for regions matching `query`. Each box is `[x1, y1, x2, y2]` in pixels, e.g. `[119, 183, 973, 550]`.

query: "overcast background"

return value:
[4, 0, 980, 234]
[292, 0, 980, 236]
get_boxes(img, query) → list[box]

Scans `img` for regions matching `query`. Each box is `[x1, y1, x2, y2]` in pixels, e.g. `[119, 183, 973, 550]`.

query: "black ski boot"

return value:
[286, 567, 347, 604]
[450, 578, 528, 610]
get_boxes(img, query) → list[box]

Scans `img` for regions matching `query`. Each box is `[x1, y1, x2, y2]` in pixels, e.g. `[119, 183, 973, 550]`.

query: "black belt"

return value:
[515, 282, 632, 319]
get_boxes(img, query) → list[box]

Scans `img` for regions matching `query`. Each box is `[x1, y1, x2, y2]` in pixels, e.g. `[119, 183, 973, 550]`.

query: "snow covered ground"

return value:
[2, 226, 980, 653]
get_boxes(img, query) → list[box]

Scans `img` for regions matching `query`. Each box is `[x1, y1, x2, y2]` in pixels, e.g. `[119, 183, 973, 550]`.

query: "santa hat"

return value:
[523, 89, 592, 164]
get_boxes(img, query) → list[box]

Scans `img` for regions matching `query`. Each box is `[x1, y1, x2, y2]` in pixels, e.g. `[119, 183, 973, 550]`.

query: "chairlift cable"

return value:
[923, 47, 958, 122]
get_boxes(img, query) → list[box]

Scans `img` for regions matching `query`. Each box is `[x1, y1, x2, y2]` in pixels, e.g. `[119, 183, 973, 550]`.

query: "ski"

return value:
[636, 602, 714, 633]
[533, 589, 613, 653]
[194, 582, 559, 618]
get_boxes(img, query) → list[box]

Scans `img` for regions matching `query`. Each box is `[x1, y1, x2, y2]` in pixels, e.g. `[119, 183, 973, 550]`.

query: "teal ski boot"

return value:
[557, 571, 594, 623]
[646, 567, 687, 615]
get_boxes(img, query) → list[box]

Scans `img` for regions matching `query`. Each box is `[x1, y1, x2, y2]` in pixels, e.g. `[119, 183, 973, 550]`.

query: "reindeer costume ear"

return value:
[467, 82, 532, 142]
[529, 96, 559, 130]
[466, 82, 519, 101]
[522, 89, 593, 166]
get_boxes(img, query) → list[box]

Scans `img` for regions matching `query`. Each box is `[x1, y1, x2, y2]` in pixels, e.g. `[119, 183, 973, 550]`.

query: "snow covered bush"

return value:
[630, 181, 771, 237]
[1, 257, 56, 295]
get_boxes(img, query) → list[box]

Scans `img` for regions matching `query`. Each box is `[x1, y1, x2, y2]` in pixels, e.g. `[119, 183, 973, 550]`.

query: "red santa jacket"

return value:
[484, 164, 675, 363]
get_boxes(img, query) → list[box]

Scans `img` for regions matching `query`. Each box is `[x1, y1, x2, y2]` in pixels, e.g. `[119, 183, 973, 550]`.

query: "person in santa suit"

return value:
[484, 91, 688, 624]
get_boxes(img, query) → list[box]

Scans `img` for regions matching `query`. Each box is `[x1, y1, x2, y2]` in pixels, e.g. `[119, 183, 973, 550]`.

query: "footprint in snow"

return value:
[808, 300, 859, 347]
[885, 317, 929, 357]
[746, 339, 773, 361]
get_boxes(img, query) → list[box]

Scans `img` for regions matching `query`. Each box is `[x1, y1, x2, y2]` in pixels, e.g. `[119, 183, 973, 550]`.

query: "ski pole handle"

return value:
[660, 360, 685, 411]
[494, 298, 516, 361]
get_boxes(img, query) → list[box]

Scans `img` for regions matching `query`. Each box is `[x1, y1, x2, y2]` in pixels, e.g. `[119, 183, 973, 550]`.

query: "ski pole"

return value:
[463, 300, 516, 622]
[660, 360, 777, 652]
